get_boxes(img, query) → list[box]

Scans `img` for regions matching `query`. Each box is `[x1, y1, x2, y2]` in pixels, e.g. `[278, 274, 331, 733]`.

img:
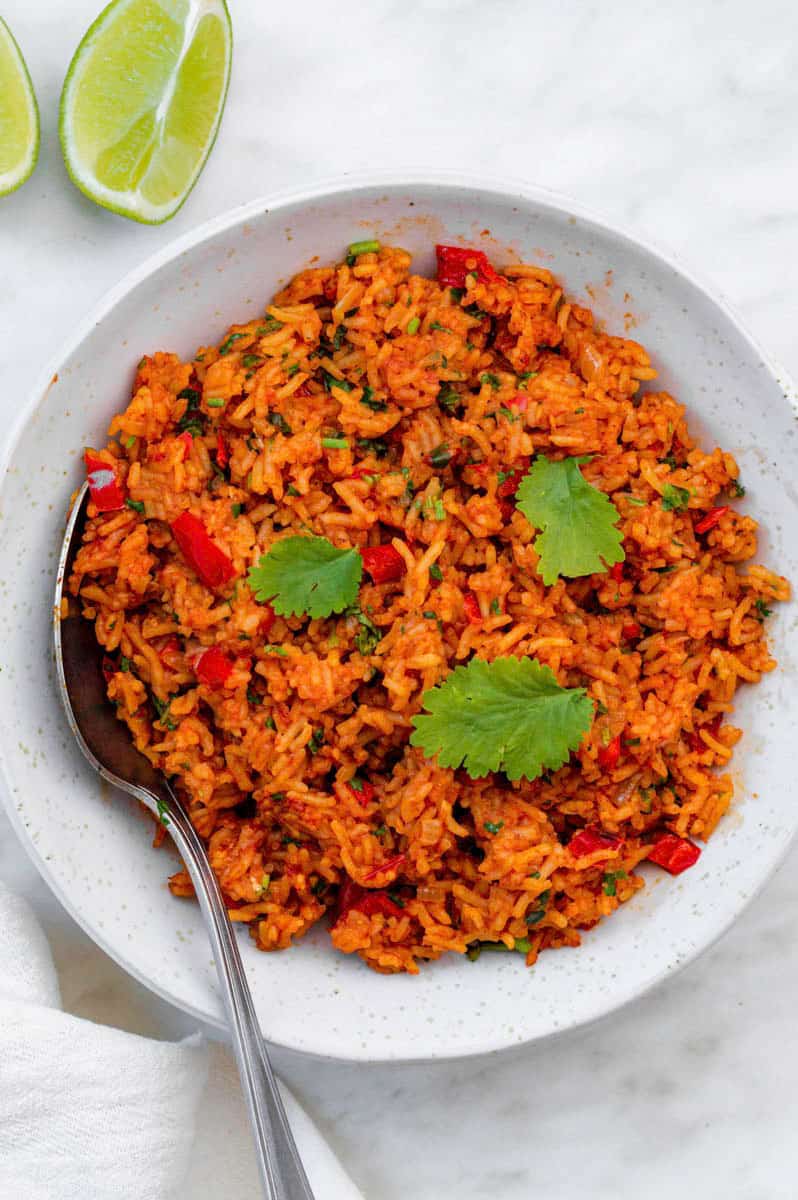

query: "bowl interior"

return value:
[1, 179, 797, 1060]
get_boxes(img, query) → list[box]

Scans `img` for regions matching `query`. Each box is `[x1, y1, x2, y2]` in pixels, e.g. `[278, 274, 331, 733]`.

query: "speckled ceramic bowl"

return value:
[1, 173, 796, 1061]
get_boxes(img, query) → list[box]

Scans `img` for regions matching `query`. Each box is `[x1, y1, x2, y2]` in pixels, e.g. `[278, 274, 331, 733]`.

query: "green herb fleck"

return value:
[602, 870, 627, 897]
[219, 332, 247, 355]
[126, 499, 145, 514]
[308, 728, 325, 755]
[322, 435, 349, 450]
[206, 397, 226, 409]
[429, 563, 443, 582]
[406, 317, 420, 335]
[480, 372, 501, 391]
[348, 239, 380, 257]
[661, 483, 691, 512]
[484, 820, 504, 835]
[321, 370, 353, 393]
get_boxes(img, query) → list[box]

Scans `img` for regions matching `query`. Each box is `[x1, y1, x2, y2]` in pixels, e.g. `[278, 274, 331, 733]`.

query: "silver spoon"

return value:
[54, 483, 315, 1200]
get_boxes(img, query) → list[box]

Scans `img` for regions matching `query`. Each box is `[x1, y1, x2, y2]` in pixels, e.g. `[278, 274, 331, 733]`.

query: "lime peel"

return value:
[59, 0, 232, 224]
[0, 16, 40, 197]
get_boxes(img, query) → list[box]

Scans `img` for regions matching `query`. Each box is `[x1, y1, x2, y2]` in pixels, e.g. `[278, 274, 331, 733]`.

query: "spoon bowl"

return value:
[54, 482, 315, 1200]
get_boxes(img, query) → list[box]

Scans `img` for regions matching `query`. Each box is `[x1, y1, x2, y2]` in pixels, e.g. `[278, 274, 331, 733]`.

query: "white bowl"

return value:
[1, 173, 796, 1062]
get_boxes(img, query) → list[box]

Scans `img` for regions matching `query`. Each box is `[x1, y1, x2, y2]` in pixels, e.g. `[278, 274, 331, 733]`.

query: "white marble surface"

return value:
[2, 0, 798, 1196]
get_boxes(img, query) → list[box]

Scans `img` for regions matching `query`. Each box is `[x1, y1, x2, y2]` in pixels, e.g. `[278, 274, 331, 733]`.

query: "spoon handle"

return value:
[159, 785, 315, 1200]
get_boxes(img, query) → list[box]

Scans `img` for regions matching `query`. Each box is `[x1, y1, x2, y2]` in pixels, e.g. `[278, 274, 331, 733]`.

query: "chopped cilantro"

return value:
[406, 317, 420, 335]
[119, 656, 131, 673]
[248, 535, 362, 618]
[206, 397, 226, 409]
[356, 437, 389, 459]
[246, 688, 262, 706]
[347, 605, 381, 655]
[490, 598, 501, 614]
[232, 503, 244, 517]
[661, 484, 691, 512]
[484, 820, 504, 835]
[321, 370, 353, 393]
[730, 479, 746, 498]
[525, 890, 550, 925]
[429, 563, 443, 582]
[268, 411, 293, 436]
[437, 384, 463, 413]
[308, 728, 325, 755]
[480, 372, 501, 391]
[515, 455, 625, 585]
[124, 435, 136, 448]
[125, 499, 145, 514]
[450, 287, 465, 302]
[333, 325, 346, 351]
[219, 332, 247, 355]
[256, 317, 284, 334]
[410, 656, 593, 782]
[429, 321, 451, 333]
[286, 484, 299, 497]
[151, 695, 177, 731]
[754, 598, 772, 620]
[177, 386, 201, 407]
[360, 386, 387, 411]
[242, 354, 262, 368]
[429, 443, 453, 469]
[602, 870, 627, 897]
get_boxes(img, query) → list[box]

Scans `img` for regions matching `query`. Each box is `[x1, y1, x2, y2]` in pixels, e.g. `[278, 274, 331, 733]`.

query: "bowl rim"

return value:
[1, 168, 796, 1061]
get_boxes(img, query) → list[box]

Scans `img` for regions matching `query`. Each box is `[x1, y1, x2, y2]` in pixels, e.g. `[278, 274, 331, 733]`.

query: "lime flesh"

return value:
[60, 0, 232, 223]
[0, 16, 40, 197]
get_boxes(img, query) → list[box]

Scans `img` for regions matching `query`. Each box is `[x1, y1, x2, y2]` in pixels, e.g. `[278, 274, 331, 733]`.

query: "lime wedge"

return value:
[60, 0, 232, 224]
[0, 17, 40, 197]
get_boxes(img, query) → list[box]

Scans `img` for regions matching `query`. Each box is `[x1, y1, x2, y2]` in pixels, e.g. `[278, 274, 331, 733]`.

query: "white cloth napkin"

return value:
[0, 881, 362, 1200]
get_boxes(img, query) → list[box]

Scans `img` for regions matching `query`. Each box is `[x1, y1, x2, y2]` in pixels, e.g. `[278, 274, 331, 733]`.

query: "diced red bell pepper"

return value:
[568, 826, 624, 858]
[346, 778, 376, 806]
[647, 832, 701, 875]
[608, 562, 625, 583]
[333, 878, 403, 924]
[353, 891, 404, 919]
[597, 733, 622, 770]
[215, 432, 229, 469]
[694, 505, 729, 534]
[686, 713, 723, 753]
[463, 592, 482, 624]
[361, 544, 406, 584]
[259, 603, 276, 638]
[363, 852, 406, 882]
[435, 244, 499, 288]
[497, 457, 531, 502]
[177, 432, 194, 461]
[85, 451, 126, 513]
[194, 645, 234, 688]
[171, 511, 236, 590]
[621, 621, 641, 641]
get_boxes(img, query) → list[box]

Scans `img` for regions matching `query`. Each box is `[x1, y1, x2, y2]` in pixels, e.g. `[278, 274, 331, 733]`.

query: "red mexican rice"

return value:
[67, 241, 790, 974]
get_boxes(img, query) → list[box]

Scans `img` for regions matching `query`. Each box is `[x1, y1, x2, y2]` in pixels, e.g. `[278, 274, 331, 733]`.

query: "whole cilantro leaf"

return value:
[409, 656, 593, 781]
[515, 455, 624, 585]
[247, 535, 362, 619]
